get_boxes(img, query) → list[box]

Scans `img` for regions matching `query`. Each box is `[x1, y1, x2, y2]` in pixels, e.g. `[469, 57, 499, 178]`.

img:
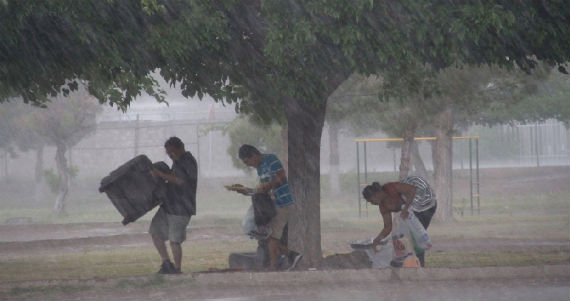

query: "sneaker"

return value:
[390, 259, 403, 268]
[286, 251, 302, 271]
[157, 260, 176, 274]
[276, 255, 287, 270]
[390, 255, 407, 268]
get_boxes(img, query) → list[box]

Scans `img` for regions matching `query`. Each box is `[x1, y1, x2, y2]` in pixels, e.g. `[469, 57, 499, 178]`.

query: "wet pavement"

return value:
[7, 277, 568, 301]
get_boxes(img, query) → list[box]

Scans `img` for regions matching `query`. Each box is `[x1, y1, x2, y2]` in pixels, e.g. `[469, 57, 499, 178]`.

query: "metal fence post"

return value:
[356, 142, 361, 218]
[469, 138, 473, 216]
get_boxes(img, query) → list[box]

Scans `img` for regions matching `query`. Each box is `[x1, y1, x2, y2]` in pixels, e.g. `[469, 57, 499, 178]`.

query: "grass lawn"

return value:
[0, 239, 258, 283]
[0, 167, 569, 284]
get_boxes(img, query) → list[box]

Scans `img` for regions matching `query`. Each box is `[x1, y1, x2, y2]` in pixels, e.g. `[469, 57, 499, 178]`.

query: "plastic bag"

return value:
[391, 215, 413, 258]
[241, 205, 257, 236]
[391, 214, 421, 267]
[350, 237, 393, 268]
[366, 242, 393, 268]
[405, 210, 432, 253]
[241, 205, 272, 240]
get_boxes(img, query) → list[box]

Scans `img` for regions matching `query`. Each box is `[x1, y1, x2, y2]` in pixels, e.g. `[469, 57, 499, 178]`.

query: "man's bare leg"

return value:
[278, 243, 291, 257]
[170, 241, 182, 270]
[268, 237, 281, 270]
[151, 234, 170, 262]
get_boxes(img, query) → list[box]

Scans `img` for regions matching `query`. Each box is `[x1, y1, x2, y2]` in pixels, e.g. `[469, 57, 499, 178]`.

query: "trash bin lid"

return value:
[99, 155, 152, 192]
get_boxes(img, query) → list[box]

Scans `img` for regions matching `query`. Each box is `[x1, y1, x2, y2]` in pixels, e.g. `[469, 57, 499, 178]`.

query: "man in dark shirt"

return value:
[149, 136, 198, 274]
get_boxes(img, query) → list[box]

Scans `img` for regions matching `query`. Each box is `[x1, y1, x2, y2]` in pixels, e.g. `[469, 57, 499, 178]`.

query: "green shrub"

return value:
[43, 165, 78, 194]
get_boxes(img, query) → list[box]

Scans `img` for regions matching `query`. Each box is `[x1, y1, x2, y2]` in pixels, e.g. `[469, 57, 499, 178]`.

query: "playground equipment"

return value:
[355, 136, 480, 217]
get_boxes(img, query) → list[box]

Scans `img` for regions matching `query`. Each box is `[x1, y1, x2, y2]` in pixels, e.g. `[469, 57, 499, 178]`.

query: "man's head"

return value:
[238, 144, 262, 168]
[164, 136, 185, 161]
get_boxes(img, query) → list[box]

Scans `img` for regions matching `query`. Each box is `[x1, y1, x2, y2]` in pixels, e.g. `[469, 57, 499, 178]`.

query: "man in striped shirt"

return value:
[238, 144, 303, 271]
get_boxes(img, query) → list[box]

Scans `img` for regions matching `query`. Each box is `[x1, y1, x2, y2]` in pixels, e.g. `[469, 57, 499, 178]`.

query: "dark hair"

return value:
[238, 144, 261, 159]
[164, 136, 184, 149]
[362, 182, 383, 199]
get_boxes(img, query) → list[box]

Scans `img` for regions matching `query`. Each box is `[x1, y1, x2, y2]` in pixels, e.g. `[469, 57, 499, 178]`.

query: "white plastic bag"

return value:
[350, 237, 393, 269]
[405, 210, 432, 252]
[366, 243, 393, 268]
[241, 205, 256, 236]
[392, 215, 413, 258]
[391, 215, 420, 267]
[241, 205, 272, 240]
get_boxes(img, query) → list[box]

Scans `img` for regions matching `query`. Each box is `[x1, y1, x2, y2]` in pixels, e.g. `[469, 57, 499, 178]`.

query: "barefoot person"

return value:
[236, 144, 302, 271]
[149, 137, 198, 274]
[362, 176, 437, 267]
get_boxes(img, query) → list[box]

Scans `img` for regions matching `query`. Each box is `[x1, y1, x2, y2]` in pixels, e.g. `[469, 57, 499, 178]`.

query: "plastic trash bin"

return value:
[99, 155, 168, 225]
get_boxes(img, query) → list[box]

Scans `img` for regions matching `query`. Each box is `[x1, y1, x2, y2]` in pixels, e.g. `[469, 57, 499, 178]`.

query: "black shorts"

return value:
[413, 202, 437, 230]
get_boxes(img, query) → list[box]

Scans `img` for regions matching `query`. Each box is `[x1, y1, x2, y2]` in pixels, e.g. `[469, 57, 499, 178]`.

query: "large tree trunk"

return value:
[399, 127, 415, 180]
[284, 96, 327, 268]
[433, 106, 454, 222]
[328, 122, 341, 196]
[412, 141, 429, 180]
[34, 145, 44, 204]
[53, 144, 70, 215]
[400, 83, 424, 180]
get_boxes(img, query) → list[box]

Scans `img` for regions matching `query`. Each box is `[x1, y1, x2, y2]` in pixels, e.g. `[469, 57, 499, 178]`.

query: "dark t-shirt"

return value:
[162, 151, 198, 216]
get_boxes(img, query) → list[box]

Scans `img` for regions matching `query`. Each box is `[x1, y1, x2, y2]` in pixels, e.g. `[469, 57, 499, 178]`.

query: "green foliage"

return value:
[44, 166, 78, 194]
[1, 0, 569, 258]
[224, 116, 282, 171]
[326, 73, 381, 127]
[1, 0, 569, 113]
[480, 70, 570, 126]
[20, 88, 101, 149]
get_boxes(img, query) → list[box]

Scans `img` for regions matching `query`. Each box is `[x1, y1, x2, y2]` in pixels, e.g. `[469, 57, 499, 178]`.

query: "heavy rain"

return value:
[0, 1, 569, 300]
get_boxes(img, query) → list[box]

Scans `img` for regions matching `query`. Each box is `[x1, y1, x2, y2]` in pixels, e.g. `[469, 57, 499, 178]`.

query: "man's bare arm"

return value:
[152, 169, 183, 186]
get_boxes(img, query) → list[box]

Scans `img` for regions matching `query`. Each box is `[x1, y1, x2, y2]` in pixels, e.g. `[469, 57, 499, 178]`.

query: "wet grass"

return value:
[0, 239, 257, 283]
[8, 284, 87, 298]
[1, 209, 568, 284]
[6, 273, 195, 299]
[3, 247, 568, 299]
[1, 169, 568, 287]
[427, 250, 570, 268]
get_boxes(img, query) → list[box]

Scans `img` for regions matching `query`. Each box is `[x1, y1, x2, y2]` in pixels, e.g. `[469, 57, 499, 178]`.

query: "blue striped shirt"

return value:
[257, 154, 294, 207]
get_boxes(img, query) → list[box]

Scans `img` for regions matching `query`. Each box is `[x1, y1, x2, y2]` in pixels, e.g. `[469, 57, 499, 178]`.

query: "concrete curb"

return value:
[2, 265, 569, 293]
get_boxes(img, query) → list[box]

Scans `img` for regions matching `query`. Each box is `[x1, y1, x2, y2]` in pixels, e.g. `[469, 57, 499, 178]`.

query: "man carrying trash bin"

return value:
[237, 144, 303, 271]
[149, 137, 198, 274]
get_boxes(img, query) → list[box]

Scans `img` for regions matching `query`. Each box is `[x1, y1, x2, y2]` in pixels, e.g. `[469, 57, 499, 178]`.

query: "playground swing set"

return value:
[355, 136, 480, 217]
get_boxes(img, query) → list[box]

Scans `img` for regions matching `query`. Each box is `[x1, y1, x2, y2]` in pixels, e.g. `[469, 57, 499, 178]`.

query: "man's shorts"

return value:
[149, 207, 191, 243]
[269, 204, 292, 240]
